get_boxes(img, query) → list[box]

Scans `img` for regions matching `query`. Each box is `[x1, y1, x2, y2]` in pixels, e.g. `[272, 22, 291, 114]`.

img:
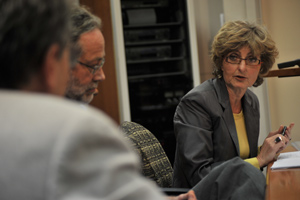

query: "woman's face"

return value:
[222, 46, 261, 92]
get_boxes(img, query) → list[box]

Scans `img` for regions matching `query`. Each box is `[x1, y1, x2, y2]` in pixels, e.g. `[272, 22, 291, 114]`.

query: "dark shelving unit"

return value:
[119, 0, 196, 165]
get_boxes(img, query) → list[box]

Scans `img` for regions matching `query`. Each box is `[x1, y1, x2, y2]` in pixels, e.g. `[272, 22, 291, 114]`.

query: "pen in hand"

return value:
[281, 126, 287, 136]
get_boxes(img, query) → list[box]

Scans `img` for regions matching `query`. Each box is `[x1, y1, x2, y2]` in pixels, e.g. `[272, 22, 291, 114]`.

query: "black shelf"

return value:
[126, 56, 184, 64]
[123, 21, 182, 29]
[125, 39, 183, 47]
[120, 0, 193, 165]
[121, 0, 169, 9]
[128, 71, 187, 80]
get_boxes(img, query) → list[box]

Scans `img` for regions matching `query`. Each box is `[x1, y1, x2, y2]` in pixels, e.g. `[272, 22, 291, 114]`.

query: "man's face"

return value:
[66, 28, 106, 103]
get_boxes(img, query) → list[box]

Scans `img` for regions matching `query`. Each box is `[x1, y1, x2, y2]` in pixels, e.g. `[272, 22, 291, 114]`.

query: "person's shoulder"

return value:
[0, 90, 116, 131]
[192, 79, 214, 92]
[2, 90, 130, 150]
[42, 93, 118, 131]
[182, 79, 216, 101]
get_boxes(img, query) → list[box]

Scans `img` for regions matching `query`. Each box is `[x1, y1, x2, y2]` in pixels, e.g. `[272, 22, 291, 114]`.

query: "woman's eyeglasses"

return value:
[225, 54, 261, 66]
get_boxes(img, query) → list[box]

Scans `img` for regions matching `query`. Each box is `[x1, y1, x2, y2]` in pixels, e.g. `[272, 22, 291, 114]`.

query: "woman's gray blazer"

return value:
[172, 78, 260, 188]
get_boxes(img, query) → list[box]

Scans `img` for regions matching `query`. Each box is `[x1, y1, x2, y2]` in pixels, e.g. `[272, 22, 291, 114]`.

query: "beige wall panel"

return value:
[261, 0, 300, 141]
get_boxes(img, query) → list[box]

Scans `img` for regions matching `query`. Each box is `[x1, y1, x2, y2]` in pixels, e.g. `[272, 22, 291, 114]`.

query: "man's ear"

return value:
[41, 44, 61, 94]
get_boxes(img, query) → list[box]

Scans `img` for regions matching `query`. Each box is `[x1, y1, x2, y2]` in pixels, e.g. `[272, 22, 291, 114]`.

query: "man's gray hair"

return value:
[0, 0, 72, 89]
[70, 5, 102, 48]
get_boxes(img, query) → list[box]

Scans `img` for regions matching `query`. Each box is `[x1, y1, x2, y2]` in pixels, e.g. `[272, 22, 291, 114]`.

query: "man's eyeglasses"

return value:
[225, 54, 261, 66]
[77, 58, 105, 74]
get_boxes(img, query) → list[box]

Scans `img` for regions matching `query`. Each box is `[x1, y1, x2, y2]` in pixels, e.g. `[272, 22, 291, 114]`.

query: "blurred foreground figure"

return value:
[0, 0, 171, 199]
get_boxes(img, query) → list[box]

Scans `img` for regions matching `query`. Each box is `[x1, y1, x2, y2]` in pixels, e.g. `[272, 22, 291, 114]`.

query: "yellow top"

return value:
[233, 110, 260, 169]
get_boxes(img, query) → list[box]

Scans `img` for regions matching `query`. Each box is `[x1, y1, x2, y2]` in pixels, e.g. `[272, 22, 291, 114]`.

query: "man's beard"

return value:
[65, 77, 98, 104]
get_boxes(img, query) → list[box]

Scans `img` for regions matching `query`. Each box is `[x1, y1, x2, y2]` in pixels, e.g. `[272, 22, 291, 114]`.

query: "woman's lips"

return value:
[234, 75, 246, 80]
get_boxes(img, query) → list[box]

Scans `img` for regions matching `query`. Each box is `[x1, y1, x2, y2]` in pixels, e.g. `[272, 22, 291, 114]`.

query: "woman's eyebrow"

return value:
[229, 51, 240, 55]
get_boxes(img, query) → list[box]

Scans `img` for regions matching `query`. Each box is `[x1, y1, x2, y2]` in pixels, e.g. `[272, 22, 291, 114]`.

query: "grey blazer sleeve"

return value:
[47, 111, 166, 200]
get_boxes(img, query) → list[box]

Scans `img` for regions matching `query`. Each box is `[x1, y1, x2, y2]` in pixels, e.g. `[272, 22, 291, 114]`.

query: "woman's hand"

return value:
[282, 123, 294, 143]
[167, 190, 197, 200]
[257, 123, 294, 168]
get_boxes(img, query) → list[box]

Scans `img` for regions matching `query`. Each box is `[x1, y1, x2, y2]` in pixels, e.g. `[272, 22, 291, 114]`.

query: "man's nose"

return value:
[93, 68, 105, 81]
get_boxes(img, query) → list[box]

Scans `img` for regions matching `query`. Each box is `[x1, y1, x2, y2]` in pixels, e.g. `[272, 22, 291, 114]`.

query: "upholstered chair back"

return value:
[120, 121, 173, 188]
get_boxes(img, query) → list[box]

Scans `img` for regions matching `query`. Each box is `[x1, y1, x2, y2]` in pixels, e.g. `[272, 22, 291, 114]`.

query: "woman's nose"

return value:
[238, 59, 247, 71]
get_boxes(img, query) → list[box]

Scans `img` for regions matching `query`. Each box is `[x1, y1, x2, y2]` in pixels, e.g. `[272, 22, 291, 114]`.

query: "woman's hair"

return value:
[211, 20, 279, 87]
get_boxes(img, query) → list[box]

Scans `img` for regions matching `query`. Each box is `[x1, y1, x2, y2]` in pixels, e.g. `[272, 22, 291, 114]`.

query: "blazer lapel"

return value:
[214, 79, 240, 155]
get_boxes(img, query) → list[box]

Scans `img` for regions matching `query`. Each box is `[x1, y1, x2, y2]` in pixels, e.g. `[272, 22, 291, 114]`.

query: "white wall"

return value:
[192, 0, 224, 82]
[261, 0, 300, 142]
